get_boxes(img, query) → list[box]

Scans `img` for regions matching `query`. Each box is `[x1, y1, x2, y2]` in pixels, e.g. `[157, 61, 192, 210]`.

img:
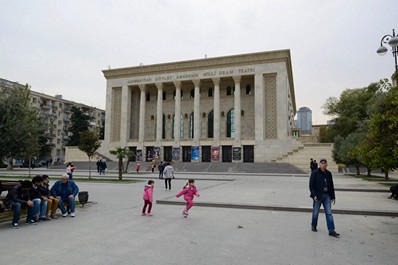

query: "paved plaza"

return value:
[0, 168, 397, 265]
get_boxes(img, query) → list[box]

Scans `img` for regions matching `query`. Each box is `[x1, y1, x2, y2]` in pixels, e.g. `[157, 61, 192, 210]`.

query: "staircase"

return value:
[273, 143, 338, 173]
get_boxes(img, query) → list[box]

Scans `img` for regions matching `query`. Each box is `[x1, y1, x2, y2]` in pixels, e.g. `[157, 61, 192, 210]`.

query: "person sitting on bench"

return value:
[50, 174, 79, 217]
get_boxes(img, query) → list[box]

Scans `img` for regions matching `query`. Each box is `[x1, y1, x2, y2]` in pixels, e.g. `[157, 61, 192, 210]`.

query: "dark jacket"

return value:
[158, 164, 164, 172]
[4, 185, 31, 207]
[51, 180, 79, 199]
[30, 185, 43, 200]
[309, 168, 335, 200]
[39, 184, 51, 198]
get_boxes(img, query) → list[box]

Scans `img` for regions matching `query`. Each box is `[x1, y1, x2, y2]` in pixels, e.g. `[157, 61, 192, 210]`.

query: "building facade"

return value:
[0, 78, 105, 163]
[296, 106, 312, 134]
[102, 50, 297, 163]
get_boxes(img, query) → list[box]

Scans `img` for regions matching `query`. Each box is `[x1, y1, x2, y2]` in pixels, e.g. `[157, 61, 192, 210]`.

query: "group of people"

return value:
[141, 178, 200, 218]
[4, 174, 79, 229]
[309, 158, 318, 172]
[96, 159, 107, 175]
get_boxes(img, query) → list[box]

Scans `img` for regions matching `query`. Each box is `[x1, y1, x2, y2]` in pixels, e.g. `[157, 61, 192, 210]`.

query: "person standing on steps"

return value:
[309, 158, 340, 238]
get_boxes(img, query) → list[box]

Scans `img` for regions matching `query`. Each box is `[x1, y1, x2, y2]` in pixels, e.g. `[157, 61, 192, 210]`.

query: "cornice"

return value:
[102, 49, 291, 79]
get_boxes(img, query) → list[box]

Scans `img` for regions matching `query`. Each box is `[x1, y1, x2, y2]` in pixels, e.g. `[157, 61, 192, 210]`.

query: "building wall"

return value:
[101, 50, 298, 162]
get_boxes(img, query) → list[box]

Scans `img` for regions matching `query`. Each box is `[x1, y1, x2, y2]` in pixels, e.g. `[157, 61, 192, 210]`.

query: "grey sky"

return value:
[1, 0, 396, 124]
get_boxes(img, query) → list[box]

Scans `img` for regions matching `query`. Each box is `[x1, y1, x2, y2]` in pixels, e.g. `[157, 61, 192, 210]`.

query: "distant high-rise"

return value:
[296, 107, 312, 134]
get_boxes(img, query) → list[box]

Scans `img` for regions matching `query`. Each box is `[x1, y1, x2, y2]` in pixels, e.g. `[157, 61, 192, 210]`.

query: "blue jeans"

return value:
[311, 194, 335, 233]
[35, 198, 48, 218]
[31, 198, 43, 219]
[10, 202, 34, 224]
[58, 196, 76, 214]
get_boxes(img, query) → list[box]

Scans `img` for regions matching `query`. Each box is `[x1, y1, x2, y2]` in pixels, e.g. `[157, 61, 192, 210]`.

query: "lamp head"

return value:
[377, 45, 388, 56]
[388, 36, 398, 48]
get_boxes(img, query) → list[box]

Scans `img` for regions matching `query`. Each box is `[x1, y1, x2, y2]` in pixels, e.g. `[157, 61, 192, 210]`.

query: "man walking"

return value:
[309, 158, 340, 237]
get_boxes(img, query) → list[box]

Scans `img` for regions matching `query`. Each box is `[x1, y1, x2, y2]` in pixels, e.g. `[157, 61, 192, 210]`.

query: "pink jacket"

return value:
[143, 185, 153, 202]
[176, 186, 199, 201]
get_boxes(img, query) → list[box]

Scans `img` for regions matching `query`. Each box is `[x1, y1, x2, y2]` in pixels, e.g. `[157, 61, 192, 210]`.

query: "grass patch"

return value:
[0, 175, 140, 183]
[347, 174, 397, 186]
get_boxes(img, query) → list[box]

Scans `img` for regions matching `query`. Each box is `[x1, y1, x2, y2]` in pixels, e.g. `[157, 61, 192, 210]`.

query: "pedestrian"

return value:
[136, 163, 140, 173]
[98, 159, 107, 175]
[309, 158, 340, 237]
[158, 161, 165, 179]
[163, 162, 175, 191]
[142, 180, 154, 216]
[150, 160, 156, 173]
[66, 162, 75, 181]
[176, 179, 200, 218]
[310, 158, 315, 172]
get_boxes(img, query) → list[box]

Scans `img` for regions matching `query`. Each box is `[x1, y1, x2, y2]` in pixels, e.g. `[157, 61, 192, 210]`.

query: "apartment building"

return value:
[0, 78, 105, 163]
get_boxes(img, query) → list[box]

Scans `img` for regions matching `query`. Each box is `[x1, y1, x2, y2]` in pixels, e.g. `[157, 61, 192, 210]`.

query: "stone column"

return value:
[233, 76, 241, 146]
[193, 79, 201, 145]
[104, 83, 113, 144]
[120, 85, 131, 145]
[212, 78, 220, 146]
[254, 73, 264, 141]
[155, 83, 163, 146]
[173, 81, 181, 146]
[138, 84, 146, 149]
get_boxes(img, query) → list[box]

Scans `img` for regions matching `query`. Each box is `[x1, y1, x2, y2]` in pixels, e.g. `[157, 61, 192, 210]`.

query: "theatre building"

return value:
[101, 50, 297, 163]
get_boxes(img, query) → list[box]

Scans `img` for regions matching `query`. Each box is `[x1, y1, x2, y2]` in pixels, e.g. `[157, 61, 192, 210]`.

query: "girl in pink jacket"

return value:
[142, 180, 154, 216]
[176, 179, 200, 218]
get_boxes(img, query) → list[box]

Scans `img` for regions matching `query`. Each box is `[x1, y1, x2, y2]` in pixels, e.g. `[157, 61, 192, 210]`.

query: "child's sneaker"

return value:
[147, 213, 153, 217]
[141, 213, 146, 216]
[182, 210, 188, 218]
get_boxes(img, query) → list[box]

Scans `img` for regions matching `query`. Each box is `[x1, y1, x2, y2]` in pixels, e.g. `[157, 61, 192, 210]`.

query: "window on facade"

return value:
[162, 114, 166, 139]
[246, 85, 252, 95]
[190, 89, 194, 99]
[57, 139, 61, 144]
[189, 112, 194, 138]
[208, 88, 213, 97]
[208, 110, 214, 138]
[146, 93, 150, 101]
[58, 121, 62, 125]
[227, 109, 235, 138]
[32, 98, 37, 103]
[163, 91, 166, 100]
[59, 103, 63, 108]
[226, 86, 232, 96]
[56, 149, 61, 155]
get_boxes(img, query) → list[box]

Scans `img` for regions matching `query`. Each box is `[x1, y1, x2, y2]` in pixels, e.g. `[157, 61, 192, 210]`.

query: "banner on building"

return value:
[191, 146, 199, 161]
[172, 147, 180, 161]
[232, 147, 241, 160]
[211, 146, 220, 161]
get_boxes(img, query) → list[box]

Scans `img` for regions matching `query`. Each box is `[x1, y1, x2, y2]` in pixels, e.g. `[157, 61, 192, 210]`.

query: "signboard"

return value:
[191, 146, 199, 161]
[211, 146, 220, 161]
[154, 147, 160, 159]
[232, 147, 241, 161]
[172, 147, 180, 161]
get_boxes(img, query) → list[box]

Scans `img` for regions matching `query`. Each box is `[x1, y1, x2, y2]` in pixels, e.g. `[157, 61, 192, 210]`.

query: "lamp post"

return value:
[377, 29, 398, 85]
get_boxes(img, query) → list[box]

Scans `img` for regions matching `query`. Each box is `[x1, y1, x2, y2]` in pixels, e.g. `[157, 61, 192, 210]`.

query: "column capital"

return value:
[138, 84, 146, 92]
[173, 81, 181, 88]
[233, 76, 241, 84]
[212, 78, 220, 86]
[155, 83, 163, 90]
[192, 79, 201, 87]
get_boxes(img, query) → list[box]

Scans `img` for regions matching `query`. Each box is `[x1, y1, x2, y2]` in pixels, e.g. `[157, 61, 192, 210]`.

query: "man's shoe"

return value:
[12, 223, 19, 229]
[70, 212, 75, 217]
[62, 212, 68, 217]
[311, 225, 317, 232]
[329, 231, 340, 237]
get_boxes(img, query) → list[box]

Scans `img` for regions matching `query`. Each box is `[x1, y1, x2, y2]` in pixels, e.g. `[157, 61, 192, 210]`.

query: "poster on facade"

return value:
[154, 147, 160, 160]
[211, 146, 220, 161]
[191, 146, 199, 161]
[172, 147, 180, 161]
[232, 147, 241, 160]
[136, 150, 142, 162]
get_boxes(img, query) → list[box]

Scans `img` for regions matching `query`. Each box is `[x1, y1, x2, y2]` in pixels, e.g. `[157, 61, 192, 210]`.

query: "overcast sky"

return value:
[1, 0, 396, 124]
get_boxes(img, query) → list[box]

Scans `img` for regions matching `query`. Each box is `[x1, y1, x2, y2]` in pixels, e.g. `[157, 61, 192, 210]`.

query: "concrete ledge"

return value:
[335, 188, 390, 193]
[156, 200, 398, 217]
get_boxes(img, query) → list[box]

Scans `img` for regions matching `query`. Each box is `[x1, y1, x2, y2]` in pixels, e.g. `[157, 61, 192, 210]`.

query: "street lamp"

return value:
[377, 29, 398, 83]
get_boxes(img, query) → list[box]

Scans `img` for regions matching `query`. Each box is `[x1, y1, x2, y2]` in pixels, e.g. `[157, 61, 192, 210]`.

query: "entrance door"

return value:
[222, 146, 232, 162]
[243, 145, 254, 162]
[163, 146, 172, 162]
[128, 147, 137, 162]
[202, 146, 211, 162]
[182, 146, 192, 162]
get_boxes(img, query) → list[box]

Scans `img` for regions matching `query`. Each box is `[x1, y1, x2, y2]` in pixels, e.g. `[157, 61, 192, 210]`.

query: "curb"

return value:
[156, 200, 398, 217]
